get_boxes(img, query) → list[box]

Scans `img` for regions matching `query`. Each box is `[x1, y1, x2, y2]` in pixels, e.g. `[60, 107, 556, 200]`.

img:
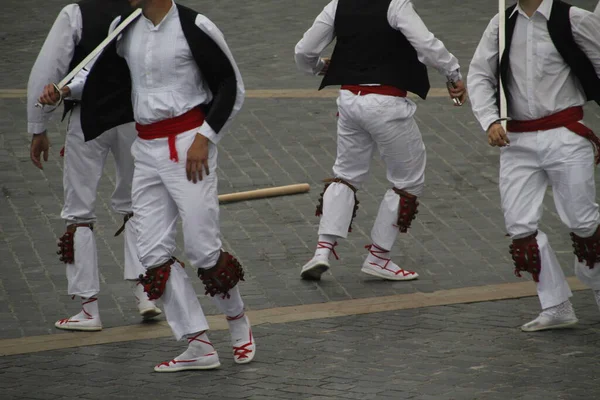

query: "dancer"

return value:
[295, 0, 466, 281]
[66, 0, 254, 371]
[31, 0, 161, 332]
[468, 0, 600, 331]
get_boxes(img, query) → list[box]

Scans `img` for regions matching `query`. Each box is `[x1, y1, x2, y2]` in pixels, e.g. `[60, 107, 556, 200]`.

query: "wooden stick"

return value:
[498, 0, 507, 131]
[218, 183, 310, 204]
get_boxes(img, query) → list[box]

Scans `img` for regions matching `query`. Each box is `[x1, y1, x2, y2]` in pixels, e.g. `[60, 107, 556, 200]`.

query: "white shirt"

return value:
[467, 0, 600, 132]
[294, 0, 461, 82]
[120, 2, 243, 143]
[595, 1, 600, 14]
[26, 4, 82, 134]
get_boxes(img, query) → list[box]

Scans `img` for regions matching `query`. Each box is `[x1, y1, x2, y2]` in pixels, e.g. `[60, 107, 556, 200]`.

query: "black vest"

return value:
[63, 0, 130, 118]
[500, 0, 600, 111]
[80, 4, 238, 142]
[319, 0, 430, 99]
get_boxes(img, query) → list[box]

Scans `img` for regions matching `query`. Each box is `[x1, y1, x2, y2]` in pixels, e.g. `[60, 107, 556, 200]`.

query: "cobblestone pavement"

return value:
[1, 0, 600, 398]
[2, 295, 600, 400]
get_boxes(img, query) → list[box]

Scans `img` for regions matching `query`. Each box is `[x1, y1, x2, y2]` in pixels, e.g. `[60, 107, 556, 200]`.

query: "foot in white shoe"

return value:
[154, 332, 220, 372]
[301, 240, 339, 280]
[361, 244, 418, 281]
[134, 282, 162, 320]
[521, 301, 578, 332]
[227, 313, 256, 364]
[300, 256, 330, 280]
[55, 297, 103, 331]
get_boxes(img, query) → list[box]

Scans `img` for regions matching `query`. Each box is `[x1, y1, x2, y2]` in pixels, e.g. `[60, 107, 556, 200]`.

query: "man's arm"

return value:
[27, 4, 82, 134]
[571, 8, 600, 79]
[467, 14, 501, 133]
[388, 0, 461, 82]
[294, 0, 337, 75]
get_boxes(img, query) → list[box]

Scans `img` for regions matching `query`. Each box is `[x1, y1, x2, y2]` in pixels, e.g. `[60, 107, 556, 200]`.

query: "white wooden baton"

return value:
[498, 0, 508, 131]
[35, 8, 142, 108]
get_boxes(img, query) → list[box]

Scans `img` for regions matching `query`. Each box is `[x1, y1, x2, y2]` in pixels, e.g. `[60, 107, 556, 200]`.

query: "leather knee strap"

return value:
[392, 188, 419, 233]
[510, 231, 541, 282]
[316, 178, 360, 232]
[571, 226, 600, 268]
[114, 212, 134, 237]
[57, 223, 94, 264]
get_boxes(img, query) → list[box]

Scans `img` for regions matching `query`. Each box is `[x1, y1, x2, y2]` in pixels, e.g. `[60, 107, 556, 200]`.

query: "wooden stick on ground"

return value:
[218, 183, 310, 204]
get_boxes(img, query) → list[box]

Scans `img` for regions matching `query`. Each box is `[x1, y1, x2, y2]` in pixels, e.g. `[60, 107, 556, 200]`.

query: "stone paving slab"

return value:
[1, 294, 599, 400]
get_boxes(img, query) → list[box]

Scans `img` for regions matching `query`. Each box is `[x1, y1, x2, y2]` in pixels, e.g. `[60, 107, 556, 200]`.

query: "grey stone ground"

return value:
[1, 0, 600, 398]
[2, 295, 600, 400]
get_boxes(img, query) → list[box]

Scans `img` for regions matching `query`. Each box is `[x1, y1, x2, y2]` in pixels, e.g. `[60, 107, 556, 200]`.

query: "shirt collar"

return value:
[143, 0, 177, 30]
[509, 0, 553, 20]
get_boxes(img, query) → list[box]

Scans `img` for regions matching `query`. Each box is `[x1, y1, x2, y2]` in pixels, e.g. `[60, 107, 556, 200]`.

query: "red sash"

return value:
[507, 106, 600, 164]
[341, 85, 407, 97]
[136, 107, 205, 163]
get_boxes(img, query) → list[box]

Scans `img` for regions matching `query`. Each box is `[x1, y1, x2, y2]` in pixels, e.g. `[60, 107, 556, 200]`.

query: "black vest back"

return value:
[319, 0, 430, 99]
[63, 0, 130, 117]
[500, 0, 600, 112]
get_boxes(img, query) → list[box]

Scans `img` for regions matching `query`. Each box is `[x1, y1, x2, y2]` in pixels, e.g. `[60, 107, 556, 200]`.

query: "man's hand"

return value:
[487, 122, 510, 147]
[30, 132, 50, 169]
[447, 80, 467, 106]
[186, 133, 210, 183]
[38, 84, 71, 106]
[318, 57, 331, 76]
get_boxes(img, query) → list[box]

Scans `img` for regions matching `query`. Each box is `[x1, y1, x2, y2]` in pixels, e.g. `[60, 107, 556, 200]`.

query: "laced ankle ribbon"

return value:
[365, 244, 414, 277]
[156, 332, 214, 368]
[225, 313, 254, 360]
[317, 241, 339, 260]
[57, 297, 97, 325]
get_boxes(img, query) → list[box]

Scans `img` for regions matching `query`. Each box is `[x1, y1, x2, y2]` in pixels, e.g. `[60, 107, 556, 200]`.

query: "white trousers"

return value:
[62, 107, 145, 297]
[131, 128, 240, 339]
[500, 126, 600, 309]
[319, 90, 426, 249]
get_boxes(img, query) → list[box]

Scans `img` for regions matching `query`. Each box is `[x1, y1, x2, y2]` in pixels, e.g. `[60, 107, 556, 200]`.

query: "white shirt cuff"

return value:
[447, 69, 462, 83]
[66, 82, 84, 101]
[28, 122, 46, 135]
[198, 122, 221, 144]
[481, 114, 500, 133]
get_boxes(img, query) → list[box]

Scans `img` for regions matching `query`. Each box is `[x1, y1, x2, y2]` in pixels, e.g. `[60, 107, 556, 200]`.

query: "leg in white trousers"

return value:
[132, 129, 253, 369]
[58, 108, 158, 331]
[500, 127, 600, 329]
[304, 91, 424, 280]
[131, 129, 228, 338]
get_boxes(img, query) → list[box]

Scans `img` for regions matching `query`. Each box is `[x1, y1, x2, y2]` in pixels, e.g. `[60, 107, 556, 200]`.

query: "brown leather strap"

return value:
[66, 223, 94, 233]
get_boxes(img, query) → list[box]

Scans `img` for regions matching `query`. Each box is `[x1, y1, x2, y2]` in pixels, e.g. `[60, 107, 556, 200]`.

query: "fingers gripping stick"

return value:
[446, 79, 462, 106]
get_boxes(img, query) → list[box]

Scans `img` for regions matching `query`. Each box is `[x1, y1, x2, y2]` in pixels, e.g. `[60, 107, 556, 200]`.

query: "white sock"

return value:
[211, 285, 244, 317]
[542, 300, 574, 317]
[314, 234, 339, 259]
[176, 331, 215, 359]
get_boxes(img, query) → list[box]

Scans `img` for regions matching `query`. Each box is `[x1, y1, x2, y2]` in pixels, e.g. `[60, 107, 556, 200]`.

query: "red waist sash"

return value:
[341, 85, 407, 97]
[136, 107, 205, 163]
[507, 106, 600, 165]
